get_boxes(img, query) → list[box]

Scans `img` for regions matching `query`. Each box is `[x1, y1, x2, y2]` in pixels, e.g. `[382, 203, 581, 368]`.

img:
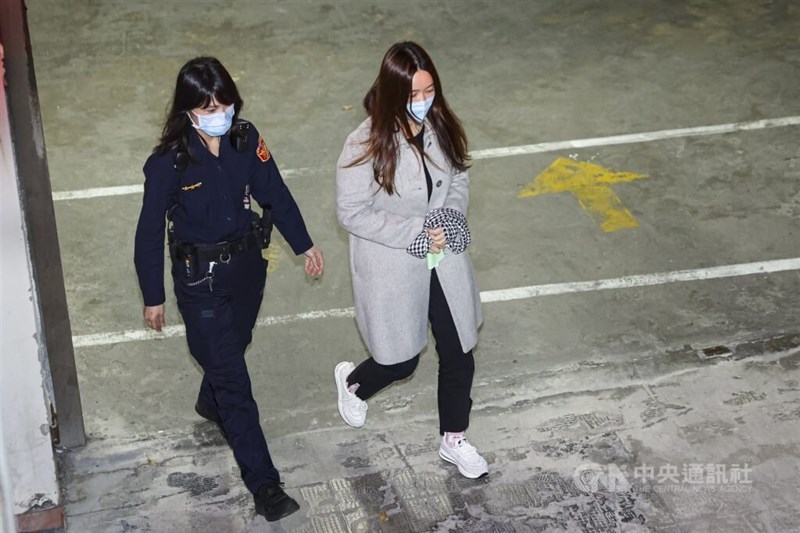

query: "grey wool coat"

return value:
[336, 118, 483, 365]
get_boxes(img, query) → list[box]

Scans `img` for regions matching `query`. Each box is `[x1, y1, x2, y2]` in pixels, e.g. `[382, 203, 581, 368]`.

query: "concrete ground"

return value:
[26, 0, 800, 531]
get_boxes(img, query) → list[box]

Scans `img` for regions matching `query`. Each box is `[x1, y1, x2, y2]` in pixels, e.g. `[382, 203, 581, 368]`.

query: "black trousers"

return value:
[173, 248, 279, 494]
[347, 270, 475, 434]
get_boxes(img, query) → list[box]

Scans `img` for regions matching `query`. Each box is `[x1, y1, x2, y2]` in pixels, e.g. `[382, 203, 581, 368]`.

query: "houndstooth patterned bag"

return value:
[406, 207, 471, 259]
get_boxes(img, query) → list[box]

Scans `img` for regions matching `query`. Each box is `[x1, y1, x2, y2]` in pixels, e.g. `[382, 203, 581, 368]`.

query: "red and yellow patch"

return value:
[256, 136, 271, 163]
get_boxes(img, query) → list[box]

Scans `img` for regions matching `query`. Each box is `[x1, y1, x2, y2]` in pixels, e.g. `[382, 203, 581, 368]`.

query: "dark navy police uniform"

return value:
[134, 121, 312, 493]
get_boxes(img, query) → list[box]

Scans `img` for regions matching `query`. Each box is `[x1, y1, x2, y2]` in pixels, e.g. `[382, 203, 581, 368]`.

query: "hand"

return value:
[427, 227, 447, 254]
[143, 305, 165, 332]
[303, 245, 324, 277]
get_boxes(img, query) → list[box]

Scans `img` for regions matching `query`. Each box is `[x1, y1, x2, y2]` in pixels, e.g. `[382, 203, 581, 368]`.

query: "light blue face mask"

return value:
[189, 105, 235, 136]
[407, 96, 434, 123]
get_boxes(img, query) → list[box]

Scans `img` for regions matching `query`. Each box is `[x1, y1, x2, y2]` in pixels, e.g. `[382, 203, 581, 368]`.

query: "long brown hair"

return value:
[349, 42, 470, 195]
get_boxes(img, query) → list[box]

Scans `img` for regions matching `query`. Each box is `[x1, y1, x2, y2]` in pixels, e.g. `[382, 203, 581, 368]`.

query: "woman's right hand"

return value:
[427, 227, 446, 254]
[144, 305, 165, 332]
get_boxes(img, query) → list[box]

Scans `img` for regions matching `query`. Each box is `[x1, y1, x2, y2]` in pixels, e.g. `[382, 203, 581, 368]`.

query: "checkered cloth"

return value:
[406, 207, 471, 259]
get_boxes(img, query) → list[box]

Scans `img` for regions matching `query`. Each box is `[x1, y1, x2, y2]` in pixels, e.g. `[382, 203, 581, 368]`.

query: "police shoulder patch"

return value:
[256, 136, 271, 163]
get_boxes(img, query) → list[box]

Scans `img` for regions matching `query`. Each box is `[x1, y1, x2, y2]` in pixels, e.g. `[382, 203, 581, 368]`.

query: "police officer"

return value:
[134, 57, 323, 522]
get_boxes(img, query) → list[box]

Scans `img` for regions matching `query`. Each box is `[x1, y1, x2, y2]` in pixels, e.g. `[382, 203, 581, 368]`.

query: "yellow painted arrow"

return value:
[519, 157, 647, 232]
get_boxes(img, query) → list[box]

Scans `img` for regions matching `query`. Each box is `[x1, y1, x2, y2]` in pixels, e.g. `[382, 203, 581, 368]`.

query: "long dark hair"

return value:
[350, 42, 470, 195]
[154, 57, 243, 156]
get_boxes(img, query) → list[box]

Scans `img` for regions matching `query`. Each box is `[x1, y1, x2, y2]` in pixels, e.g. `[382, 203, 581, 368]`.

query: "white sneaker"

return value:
[439, 435, 489, 479]
[334, 361, 367, 428]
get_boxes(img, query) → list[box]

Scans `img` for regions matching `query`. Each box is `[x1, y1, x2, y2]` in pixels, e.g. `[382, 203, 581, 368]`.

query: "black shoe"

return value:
[254, 484, 300, 522]
[194, 402, 226, 438]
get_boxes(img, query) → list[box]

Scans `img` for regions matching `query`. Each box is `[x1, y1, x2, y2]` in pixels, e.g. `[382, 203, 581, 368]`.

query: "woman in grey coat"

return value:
[334, 42, 487, 479]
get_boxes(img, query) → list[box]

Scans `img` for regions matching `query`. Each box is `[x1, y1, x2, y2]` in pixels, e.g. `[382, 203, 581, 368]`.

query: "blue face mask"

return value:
[407, 96, 434, 123]
[189, 105, 235, 136]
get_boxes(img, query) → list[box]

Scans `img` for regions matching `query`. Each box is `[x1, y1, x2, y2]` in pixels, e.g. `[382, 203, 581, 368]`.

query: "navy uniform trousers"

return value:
[172, 247, 278, 493]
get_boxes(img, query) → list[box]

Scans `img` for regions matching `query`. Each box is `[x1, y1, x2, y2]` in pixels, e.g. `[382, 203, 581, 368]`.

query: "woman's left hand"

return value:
[303, 245, 324, 277]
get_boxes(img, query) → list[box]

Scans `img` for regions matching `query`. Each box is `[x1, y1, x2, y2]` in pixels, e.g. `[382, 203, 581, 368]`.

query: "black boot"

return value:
[254, 484, 300, 522]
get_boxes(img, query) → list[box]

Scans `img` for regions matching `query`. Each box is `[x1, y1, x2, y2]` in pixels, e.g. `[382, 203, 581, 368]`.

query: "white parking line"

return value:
[72, 257, 800, 348]
[51, 167, 320, 201]
[470, 116, 800, 159]
[52, 116, 800, 201]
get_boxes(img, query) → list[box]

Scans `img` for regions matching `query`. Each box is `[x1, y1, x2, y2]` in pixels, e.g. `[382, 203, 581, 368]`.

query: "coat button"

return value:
[436, 180, 443, 187]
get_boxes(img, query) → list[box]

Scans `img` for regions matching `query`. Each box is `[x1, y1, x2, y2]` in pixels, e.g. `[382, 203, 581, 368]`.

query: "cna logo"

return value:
[573, 462, 630, 494]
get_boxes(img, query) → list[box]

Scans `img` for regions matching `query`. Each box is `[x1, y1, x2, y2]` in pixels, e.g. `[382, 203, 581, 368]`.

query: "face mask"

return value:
[188, 105, 235, 136]
[407, 96, 434, 123]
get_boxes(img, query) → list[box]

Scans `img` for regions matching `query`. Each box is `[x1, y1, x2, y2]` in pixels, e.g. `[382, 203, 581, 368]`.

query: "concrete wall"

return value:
[0, 430, 19, 533]
[0, 41, 59, 521]
[1, 0, 84, 454]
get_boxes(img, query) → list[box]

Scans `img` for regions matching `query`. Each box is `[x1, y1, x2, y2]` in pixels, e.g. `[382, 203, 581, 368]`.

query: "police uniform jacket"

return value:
[134, 122, 313, 307]
[336, 117, 483, 365]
